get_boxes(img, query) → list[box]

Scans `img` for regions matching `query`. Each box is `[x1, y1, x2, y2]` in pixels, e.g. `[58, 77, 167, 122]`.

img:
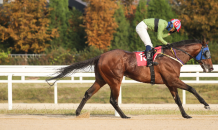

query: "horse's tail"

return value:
[46, 55, 101, 86]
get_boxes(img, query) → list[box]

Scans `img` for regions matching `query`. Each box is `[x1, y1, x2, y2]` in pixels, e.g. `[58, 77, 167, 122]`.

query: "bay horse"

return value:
[46, 39, 214, 119]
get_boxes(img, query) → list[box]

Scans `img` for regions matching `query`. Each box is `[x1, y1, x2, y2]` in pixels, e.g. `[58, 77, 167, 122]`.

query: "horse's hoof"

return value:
[183, 115, 192, 119]
[204, 106, 211, 110]
[76, 111, 80, 116]
[122, 116, 131, 119]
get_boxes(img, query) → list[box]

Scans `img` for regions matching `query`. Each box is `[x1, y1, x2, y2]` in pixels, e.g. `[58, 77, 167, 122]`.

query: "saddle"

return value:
[134, 46, 163, 66]
[134, 46, 164, 85]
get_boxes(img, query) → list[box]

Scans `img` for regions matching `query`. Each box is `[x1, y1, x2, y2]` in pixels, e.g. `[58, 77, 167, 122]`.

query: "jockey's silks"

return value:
[143, 18, 169, 45]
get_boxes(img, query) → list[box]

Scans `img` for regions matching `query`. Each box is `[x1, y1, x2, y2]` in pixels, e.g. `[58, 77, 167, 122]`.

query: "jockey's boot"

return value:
[146, 51, 153, 67]
[145, 45, 158, 67]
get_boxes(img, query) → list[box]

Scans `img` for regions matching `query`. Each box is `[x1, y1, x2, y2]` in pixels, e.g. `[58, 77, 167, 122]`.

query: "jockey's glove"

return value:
[166, 43, 172, 48]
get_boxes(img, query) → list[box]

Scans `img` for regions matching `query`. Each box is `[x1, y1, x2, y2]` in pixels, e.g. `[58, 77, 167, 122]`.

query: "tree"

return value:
[49, 0, 71, 48]
[110, 3, 130, 51]
[119, 0, 135, 6]
[170, 0, 218, 41]
[83, 0, 118, 50]
[129, 0, 148, 51]
[0, 0, 59, 53]
[147, 0, 187, 47]
[65, 7, 87, 51]
[124, 4, 137, 24]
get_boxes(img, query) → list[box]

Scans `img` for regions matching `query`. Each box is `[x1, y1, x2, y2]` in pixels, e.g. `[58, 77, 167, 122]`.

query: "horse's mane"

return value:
[161, 39, 202, 48]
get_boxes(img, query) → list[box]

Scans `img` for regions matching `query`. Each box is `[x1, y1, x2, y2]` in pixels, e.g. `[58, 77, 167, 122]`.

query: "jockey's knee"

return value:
[146, 45, 152, 51]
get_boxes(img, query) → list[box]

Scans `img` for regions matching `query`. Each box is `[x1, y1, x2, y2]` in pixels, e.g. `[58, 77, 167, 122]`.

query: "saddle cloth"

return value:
[134, 46, 162, 66]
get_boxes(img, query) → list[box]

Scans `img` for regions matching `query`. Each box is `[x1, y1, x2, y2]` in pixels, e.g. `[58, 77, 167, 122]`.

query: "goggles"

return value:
[195, 45, 211, 60]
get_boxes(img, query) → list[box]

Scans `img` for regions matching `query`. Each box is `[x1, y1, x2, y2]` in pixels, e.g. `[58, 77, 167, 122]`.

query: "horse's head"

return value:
[196, 41, 214, 72]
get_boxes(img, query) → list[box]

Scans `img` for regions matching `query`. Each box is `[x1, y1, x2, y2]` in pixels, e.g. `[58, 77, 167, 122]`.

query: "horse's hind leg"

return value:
[109, 83, 130, 119]
[76, 80, 106, 116]
[168, 87, 192, 119]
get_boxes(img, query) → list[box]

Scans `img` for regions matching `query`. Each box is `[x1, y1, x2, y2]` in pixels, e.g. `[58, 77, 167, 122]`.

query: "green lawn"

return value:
[0, 83, 218, 104]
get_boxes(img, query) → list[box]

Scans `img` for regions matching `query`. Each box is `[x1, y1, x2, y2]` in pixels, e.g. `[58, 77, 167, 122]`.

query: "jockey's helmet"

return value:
[171, 19, 181, 32]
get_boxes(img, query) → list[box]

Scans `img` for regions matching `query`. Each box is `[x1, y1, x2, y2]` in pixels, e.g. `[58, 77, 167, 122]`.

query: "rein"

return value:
[159, 51, 184, 66]
[171, 48, 184, 65]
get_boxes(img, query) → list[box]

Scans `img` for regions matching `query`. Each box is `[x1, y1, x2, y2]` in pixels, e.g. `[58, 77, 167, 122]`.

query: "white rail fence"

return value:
[0, 65, 218, 113]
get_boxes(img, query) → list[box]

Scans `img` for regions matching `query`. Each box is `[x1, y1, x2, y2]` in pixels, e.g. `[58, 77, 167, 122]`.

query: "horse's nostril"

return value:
[210, 68, 214, 71]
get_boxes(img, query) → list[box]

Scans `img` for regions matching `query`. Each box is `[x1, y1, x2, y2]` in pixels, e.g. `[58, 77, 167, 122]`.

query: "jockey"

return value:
[136, 18, 181, 67]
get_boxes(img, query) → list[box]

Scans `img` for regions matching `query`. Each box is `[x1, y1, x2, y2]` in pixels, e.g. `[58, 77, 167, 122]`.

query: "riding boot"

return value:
[145, 45, 158, 67]
[146, 50, 153, 67]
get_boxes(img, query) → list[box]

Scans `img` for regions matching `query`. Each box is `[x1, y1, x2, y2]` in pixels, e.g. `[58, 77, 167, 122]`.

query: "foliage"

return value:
[48, 0, 71, 48]
[75, 46, 104, 62]
[129, 0, 148, 51]
[147, 0, 188, 47]
[0, 45, 104, 65]
[0, 0, 59, 53]
[83, 0, 118, 50]
[0, 49, 10, 64]
[124, 4, 137, 24]
[110, 3, 130, 51]
[186, 58, 196, 65]
[65, 7, 87, 51]
[119, 0, 135, 6]
[170, 0, 218, 41]
[0, 37, 14, 53]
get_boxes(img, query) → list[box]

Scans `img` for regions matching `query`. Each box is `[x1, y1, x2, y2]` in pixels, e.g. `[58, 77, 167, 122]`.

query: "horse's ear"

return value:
[202, 40, 209, 45]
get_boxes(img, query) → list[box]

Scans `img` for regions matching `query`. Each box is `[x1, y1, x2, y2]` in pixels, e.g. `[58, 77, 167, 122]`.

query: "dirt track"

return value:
[1, 114, 218, 130]
[2, 103, 218, 110]
[1, 104, 218, 130]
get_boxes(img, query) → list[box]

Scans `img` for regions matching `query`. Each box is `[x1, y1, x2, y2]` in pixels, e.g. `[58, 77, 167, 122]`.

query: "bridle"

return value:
[173, 44, 211, 64]
[173, 47, 202, 64]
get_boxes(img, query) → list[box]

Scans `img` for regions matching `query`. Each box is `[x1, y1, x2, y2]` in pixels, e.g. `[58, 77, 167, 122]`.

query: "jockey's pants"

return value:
[136, 21, 153, 47]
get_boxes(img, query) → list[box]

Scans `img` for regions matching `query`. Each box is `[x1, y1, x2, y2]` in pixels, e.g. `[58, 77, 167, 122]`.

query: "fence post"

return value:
[21, 66, 25, 82]
[80, 76, 82, 83]
[21, 76, 25, 82]
[183, 90, 186, 104]
[54, 82, 58, 104]
[8, 74, 13, 110]
[196, 72, 199, 82]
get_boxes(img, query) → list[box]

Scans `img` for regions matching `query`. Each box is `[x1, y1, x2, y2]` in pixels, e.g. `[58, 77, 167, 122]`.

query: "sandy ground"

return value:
[0, 103, 218, 130]
[1, 114, 218, 130]
[1, 104, 218, 130]
[1, 103, 218, 110]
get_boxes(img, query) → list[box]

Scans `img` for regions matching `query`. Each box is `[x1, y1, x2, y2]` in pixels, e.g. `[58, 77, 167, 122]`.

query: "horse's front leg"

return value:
[186, 85, 210, 109]
[166, 77, 210, 117]
[168, 87, 192, 119]
[169, 78, 210, 109]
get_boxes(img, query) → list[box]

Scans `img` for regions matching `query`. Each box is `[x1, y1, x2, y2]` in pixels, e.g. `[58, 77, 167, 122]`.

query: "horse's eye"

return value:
[204, 51, 211, 58]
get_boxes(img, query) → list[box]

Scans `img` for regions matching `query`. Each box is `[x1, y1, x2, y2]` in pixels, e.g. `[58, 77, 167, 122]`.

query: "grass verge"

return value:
[1, 83, 218, 104]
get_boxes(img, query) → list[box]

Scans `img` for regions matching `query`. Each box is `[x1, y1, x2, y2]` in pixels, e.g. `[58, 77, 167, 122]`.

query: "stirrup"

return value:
[148, 61, 158, 67]
[147, 62, 152, 67]
[153, 62, 159, 66]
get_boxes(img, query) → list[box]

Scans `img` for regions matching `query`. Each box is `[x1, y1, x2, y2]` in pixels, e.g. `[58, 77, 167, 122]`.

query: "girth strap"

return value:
[149, 66, 155, 84]
[154, 18, 159, 32]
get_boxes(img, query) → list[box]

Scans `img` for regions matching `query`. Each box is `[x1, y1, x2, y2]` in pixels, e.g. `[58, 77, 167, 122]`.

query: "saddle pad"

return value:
[134, 46, 162, 66]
